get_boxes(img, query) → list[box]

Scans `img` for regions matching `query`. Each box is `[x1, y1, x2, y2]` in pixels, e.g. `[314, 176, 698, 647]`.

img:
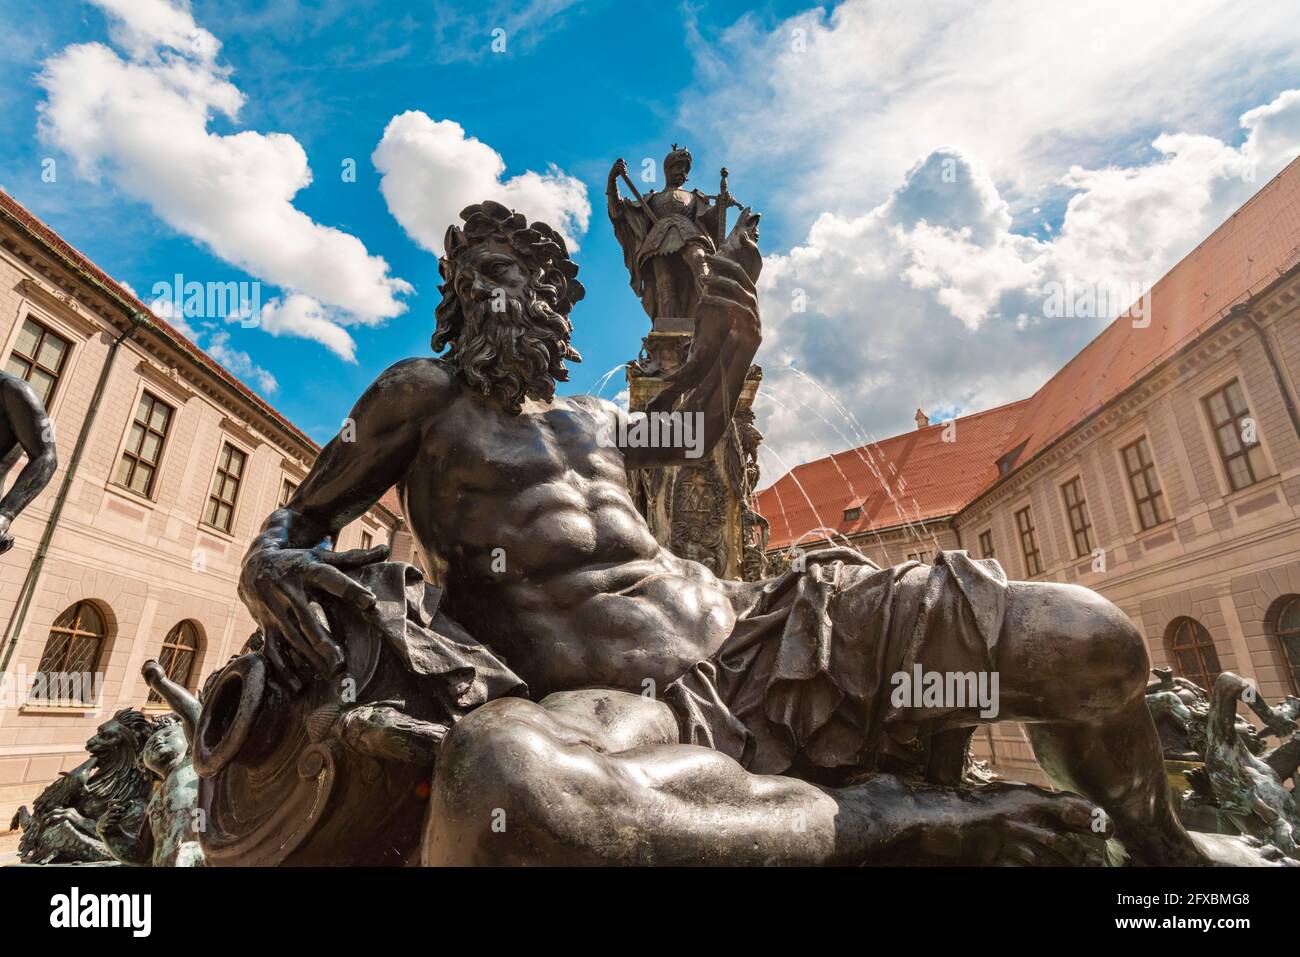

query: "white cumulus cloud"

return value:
[754, 90, 1300, 473]
[684, 0, 1300, 222]
[37, 0, 411, 365]
[205, 331, 279, 396]
[372, 111, 590, 256]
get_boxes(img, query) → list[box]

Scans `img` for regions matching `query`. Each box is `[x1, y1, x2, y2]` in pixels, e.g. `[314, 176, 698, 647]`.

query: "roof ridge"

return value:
[823, 395, 1032, 460]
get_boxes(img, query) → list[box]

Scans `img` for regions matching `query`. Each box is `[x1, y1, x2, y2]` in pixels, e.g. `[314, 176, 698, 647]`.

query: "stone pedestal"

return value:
[625, 319, 766, 581]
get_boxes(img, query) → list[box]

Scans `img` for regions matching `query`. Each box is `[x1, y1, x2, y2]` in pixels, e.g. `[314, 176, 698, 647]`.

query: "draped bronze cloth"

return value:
[663, 548, 1008, 777]
[350, 561, 528, 718]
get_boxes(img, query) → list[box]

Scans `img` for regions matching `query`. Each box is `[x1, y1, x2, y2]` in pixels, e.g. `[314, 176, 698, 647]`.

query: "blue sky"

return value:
[3, 1, 1300, 470]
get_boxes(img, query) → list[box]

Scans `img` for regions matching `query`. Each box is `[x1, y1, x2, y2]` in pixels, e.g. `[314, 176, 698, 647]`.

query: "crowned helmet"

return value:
[664, 143, 693, 176]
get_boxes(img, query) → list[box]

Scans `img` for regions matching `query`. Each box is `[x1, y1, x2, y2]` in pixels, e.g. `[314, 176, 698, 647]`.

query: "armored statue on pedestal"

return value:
[609, 146, 766, 580]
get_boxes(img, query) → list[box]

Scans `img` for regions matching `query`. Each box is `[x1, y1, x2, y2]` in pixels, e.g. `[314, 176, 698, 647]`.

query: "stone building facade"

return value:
[0, 190, 403, 823]
[759, 158, 1300, 785]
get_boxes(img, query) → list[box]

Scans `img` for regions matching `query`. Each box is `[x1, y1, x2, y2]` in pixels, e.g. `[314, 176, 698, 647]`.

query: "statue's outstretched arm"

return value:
[0, 376, 57, 544]
[239, 358, 447, 683]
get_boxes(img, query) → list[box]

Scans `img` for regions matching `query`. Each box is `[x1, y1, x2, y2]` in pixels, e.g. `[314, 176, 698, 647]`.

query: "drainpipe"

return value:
[1234, 305, 1300, 442]
[0, 313, 143, 675]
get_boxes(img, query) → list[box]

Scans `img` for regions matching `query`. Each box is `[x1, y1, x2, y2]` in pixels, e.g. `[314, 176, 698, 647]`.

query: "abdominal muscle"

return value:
[436, 499, 738, 698]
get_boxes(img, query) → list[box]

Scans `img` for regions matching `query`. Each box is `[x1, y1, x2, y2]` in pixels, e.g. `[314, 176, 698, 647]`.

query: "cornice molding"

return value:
[959, 301, 1286, 520]
[135, 357, 196, 405]
[218, 414, 260, 450]
[18, 277, 105, 338]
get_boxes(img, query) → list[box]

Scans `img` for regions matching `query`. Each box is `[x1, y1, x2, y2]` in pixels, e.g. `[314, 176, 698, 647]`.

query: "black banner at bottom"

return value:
[0, 864, 1288, 944]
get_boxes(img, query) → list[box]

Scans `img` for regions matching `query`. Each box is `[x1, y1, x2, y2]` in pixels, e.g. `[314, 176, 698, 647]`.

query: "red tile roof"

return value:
[0, 187, 406, 522]
[757, 154, 1300, 553]
[998, 155, 1300, 474]
[757, 399, 1029, 551]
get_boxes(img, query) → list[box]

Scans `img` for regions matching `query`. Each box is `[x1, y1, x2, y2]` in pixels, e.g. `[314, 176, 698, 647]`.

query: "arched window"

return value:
[1271, 596, 1300, 694]
[31, 601, 107, 705]
[147, 620, 201, 704]
[1165, 617, 1222, 692]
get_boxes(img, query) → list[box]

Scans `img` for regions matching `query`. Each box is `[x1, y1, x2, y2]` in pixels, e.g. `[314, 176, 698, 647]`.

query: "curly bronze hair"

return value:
[433, 200, 585, 357]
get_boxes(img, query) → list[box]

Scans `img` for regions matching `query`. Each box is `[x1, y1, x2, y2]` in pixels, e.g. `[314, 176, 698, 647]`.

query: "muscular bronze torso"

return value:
[403, 362, 735, 697]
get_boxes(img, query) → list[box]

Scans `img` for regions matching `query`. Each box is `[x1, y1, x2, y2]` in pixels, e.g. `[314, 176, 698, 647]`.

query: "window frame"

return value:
[1273, 596, 1300, 695]
[1120, 435, 1168, 532]
[146, 621, 201, 704]
[1165, 617, 1222, 692]
[977, 528, 994, 560]
[30, 601, 108, 706]
[1060, 475, 1095, 558]
[202, 439, 249, 534]
[112, 389, 175, 500]
[1202, 378, 1266, 493]
[1014, 505, 1042, 577]
[279, 476, 299, 508]
[4, 312, 71, 408]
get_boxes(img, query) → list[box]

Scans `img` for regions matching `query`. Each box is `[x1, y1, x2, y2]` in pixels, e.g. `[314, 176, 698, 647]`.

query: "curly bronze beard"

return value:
[452, 287, 580, 415]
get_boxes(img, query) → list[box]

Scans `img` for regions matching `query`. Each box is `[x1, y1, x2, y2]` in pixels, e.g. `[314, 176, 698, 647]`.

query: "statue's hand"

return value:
[238, 543, 388, 681]
[647, 253, 761, 417]
[45, 806, 92, 833]
[96, 799, 129, 836]
[609, 157, 628, 183]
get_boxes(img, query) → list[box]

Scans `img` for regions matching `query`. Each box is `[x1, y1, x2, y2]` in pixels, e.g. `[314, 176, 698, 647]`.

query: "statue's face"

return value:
[665, 160, 689, 187]
[451, 239, 532, 311]
[441, 236, 577, 415]
[86, 717, 131, 756]
[141, 723, 188, 776]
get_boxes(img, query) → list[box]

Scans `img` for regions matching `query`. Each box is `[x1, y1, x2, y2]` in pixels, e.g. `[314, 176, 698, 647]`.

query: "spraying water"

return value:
[760, 367, 944, 556]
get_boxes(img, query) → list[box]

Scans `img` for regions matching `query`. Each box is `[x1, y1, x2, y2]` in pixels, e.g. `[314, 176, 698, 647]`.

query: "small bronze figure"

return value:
[608, 144, 731, 323]
[99, 661, 207, 867]
[1199, 673, 1299, 858]
[9, 709, 153, 864]
[0, 369, 58, 553]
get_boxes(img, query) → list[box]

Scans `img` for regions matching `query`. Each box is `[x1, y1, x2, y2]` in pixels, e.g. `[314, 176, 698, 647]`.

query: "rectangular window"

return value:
[279, 477, 298, 508]
[203, 442, 246, 533]
[1203, 379, 1266, 492]
[113, 391, 173, 498]
[361, 531, 373, 551]
[1060, 476, 1094, 558]
[5, 316, 70, 405]
[978, 529, 994, 559]
[905, 551, 922, 563]
[1121, 437, 1167, 531]
[1015, 506, 1042, 577]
